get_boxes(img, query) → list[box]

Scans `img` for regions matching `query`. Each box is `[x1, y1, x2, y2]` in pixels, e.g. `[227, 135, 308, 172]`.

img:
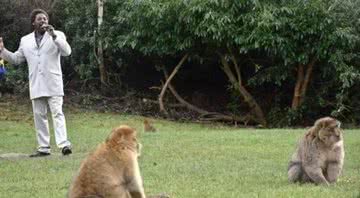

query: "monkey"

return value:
[288, 117, 345, 185]
[144, 118, 156, 132]
[68, 125, 146, 198]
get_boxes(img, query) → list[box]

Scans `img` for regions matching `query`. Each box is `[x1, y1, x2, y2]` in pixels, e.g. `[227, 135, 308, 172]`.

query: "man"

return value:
[0, 9, 72, 157]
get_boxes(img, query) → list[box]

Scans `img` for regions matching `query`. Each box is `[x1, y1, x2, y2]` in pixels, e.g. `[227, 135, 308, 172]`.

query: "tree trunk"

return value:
[158, 54, 189, 114]
[291, 64, 304, 109]
[291, 58, 316, 110]
[97, 0, 107, 87]
[219, 54, 267, 127]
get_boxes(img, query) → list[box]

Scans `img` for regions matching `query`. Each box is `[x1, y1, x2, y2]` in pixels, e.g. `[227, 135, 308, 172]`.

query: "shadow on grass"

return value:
[0, 153, 75, 160]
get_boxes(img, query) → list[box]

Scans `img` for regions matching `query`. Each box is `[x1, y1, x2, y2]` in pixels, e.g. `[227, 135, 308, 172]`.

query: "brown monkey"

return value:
[288, 117, 345, 185]
[144, 118, 156, 132]
[68, 125, 145, 198]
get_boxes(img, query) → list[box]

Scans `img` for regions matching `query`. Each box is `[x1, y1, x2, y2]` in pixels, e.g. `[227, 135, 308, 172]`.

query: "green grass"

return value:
[0, 105, 359, 198]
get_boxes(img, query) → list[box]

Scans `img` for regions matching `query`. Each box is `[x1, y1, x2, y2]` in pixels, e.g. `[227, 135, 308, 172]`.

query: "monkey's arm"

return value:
[326, 161, 343, 183]
[303, 149, 330, 186]
[304, 166, 329, 185]
[127, 159, 146, 198]
[326, 143, 345, 183]
[128, 176, 146, 198]
[303, 143, 330, 185]
[147, 193, 170, 198]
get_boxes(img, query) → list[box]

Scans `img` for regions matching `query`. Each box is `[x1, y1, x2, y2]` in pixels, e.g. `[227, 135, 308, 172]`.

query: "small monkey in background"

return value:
[144, 118, 156, 132]
[288, 117, 345, 185]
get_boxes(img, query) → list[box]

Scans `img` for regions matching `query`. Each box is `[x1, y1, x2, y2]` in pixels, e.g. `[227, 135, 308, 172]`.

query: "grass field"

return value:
[0, 102, 359, 198]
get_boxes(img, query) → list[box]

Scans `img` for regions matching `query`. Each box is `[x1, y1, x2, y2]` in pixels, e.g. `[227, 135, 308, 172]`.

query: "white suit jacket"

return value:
[0, 30, 71, 99]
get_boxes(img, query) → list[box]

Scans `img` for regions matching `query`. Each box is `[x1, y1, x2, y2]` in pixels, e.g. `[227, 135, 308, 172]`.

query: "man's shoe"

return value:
[29, 151, 51, 158]
[62, 146, 72, 156]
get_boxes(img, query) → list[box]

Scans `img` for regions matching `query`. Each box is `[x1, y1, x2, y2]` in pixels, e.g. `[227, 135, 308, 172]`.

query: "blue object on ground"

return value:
[0, 65, 6, 80]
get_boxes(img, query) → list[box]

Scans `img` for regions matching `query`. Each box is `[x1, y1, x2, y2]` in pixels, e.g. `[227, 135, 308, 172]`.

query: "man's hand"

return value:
[0, 37, 4, 53]
[41, 24, 57, 40]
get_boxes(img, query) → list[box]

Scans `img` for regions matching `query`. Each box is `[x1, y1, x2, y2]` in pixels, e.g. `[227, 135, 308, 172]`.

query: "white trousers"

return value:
[32, 96, 71, 153]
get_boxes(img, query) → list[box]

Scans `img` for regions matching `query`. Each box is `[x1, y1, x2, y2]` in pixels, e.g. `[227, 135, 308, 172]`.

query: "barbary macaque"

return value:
[288, 117, 345, 185]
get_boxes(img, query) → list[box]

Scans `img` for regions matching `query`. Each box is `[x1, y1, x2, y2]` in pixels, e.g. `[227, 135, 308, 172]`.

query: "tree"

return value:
[245, 0, 360, 112]
[62, 0, 98, 82]
[96, 0, 108, 87]
[113, 0, 268, 125]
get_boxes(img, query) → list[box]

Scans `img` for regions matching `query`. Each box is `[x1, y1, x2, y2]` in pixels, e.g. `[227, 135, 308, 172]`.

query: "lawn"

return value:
[0, 102, 359, 198]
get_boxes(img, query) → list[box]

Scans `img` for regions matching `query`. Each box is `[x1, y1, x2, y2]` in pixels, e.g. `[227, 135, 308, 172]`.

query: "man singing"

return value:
[0, 9, 72, 157]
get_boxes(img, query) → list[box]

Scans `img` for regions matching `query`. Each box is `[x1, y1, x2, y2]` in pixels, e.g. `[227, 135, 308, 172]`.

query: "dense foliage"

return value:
[0, 0, 359, 126]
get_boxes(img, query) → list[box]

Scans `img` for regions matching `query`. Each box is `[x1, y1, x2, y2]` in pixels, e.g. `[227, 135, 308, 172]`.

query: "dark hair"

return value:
[30, 9, 49, 24]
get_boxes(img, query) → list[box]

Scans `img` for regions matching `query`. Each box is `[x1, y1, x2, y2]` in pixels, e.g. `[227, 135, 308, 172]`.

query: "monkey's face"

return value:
[318, 119, 343, 146]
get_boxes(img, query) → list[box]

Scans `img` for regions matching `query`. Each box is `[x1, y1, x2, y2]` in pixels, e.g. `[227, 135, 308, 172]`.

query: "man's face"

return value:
[32, 13, 48, 33]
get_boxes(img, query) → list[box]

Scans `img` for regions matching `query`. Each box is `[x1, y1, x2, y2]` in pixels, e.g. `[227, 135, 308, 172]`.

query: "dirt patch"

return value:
[0, 153, 30, 160]
[0, 153, 69, 160]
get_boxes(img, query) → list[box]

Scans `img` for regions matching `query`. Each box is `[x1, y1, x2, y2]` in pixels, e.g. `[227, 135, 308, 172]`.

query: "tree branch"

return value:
[163, 68, 254, 125]
[301, 57, 316, 96]
[158, 54, 189, 114]
[228, 47, 242, 85]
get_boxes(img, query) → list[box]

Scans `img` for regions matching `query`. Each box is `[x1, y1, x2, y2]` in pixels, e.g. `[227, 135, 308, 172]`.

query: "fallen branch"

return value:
[168, 84, 209, 115]
[162, 69, 254, 125]
[142, 98, 185, 108]
[199, 112, 252, 124]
